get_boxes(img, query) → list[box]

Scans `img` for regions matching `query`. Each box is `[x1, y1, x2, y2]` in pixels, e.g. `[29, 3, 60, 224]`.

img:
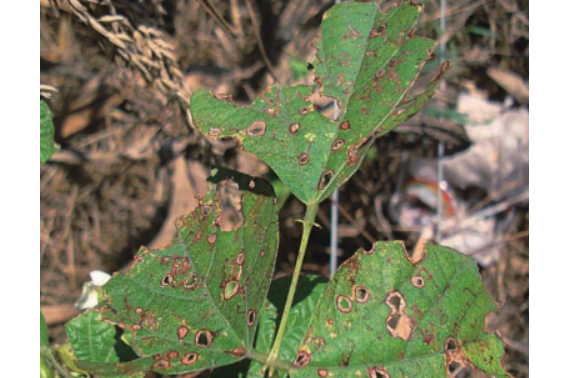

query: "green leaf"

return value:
[94, 168, 279, 376]
[41, 311, 49, 347]
[287, 242, 509, 378]
[211, 276, 328, 378]
[40, 100, 59, 165]
[66, 310, 143, 378]
[191, 1, 447, 205]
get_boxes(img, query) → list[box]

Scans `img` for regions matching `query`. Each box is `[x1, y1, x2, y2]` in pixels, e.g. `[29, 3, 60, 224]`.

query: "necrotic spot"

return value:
[195, 330, 215, 348]
[340, 121, 351, 130]
[224, 280, 240, 300]
[354, 286, 371, 303]
[298, 153, 311, 165]
[294, 351, 312, 368]
[161, 274, 174, 287]
[246, 121, 267, 136]
[336, 295, 353, 313]
[332, 139, 346, 151]
[318, 170, 335, 190]
[299, 107, 310, 116]
[289, 123, 301, 134]
[181, 353, 199, 366]
[247, 310, 257, 327]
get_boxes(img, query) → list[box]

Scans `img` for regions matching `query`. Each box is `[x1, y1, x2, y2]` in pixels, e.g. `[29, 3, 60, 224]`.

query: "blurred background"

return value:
[40, 0, 529, 376]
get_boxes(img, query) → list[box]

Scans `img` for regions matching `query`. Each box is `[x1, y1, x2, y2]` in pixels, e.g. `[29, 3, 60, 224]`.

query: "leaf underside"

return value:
[191, 1, 448, 205]
[287, 243, 509, 378]
[78, 169, 279, 376]
[40, 100, 59, 165]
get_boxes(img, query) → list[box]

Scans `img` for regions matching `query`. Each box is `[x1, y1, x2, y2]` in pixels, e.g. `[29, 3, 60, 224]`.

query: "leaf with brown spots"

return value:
[289, 243, 510, 378]
[191, 1, 447, 205]
[84, 168, 279, 376]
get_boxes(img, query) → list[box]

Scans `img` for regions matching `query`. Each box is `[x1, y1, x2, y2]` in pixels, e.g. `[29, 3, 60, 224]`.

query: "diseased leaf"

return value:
[40, 100, 59, 165]
[288, 243, 509, 378]
[93, 168, 279, 376]
[66, 310, 143, 378]
[211, 276, 328, 378]
[191, 1, 448, 205]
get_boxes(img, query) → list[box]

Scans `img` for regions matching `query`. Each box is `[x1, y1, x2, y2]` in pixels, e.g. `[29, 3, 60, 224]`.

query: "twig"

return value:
[196, 0, 238, 37]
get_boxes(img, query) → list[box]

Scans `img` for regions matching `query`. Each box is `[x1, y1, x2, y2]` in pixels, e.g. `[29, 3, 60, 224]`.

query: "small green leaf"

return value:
[191, 1, 447, 205]
[40, 100, 59, 165]
[66, 310, 143, 378]
[93, 168, 279, 376]
[41, 311, 49, 347]
[288, 242, 509, 378]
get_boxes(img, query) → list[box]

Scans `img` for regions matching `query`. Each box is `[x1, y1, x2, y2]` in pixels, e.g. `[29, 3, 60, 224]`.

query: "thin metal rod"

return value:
[436, 0, 448, 243]
[329, 0, 342, 277]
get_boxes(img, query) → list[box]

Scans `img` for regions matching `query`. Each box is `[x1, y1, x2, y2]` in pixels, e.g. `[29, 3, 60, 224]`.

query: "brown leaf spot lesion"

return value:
[299, 107, 311, 116]
[342, 26, 361, 41]
[181, 353, 199, 366]
[223, 280, 241, 300]
[247, 309, 257, 327]
[445, 337, 470, 377]
[153, 359, 172, 370]
[177, 325, 189, 341]
[336, 295, 353, 314]
[367, 367, 391, 378]
[183, 273, 199, 291]
[294, 351, 312, 368]
[318, 369, 329, 377]
[195, 330, 216, 348]
[318, 170, 335, 190]
[289, 122, 301, 134]
[298, 153, 311, 166]
[411, 275, 426, 288]
[161, 274, 174, 287]
[354, 286, 371, 304]
[370, 24, 387, 38]
[209, 127, 224, 137]
[385, 291, 414, 341]
[331, 139, 346, 151]
[246, 121, 267, 137]
[225, 347, 246, 357]
[339, 121, 351, 131]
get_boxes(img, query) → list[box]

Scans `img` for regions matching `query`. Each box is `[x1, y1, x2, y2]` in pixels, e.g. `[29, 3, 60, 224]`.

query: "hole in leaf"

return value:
[294, 351, 312, 368]
[200, 205, 213, 218]
[367, 367, 391, 378]
[385, 292, 403, 311]
[246, 121, 267, 136]
[195, 330, 215, 348]
[247, 309, 257, 327]
[354, 286, 371, 303]
[386, 313, 413, 341]
[181, 353, 199, 366]
[219, 181, 244, 232]
[447, 361, 464, 377]
[161, 274, 174, 287]
[411, 275, 425, 288]
[445, 337, 458, 352]
[318, 170, 336, 190]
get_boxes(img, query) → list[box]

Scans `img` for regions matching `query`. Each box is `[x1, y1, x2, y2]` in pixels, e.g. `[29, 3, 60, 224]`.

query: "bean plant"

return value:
[40, 2, 510, 378]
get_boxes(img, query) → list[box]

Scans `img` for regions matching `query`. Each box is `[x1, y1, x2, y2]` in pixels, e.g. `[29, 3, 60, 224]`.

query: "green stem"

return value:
[267, 203, 319, 376]
[41, 347, 75, 378]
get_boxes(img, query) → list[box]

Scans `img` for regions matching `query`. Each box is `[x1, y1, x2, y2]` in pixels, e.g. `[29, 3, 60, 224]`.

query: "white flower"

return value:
[74, 271, 112, 310]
